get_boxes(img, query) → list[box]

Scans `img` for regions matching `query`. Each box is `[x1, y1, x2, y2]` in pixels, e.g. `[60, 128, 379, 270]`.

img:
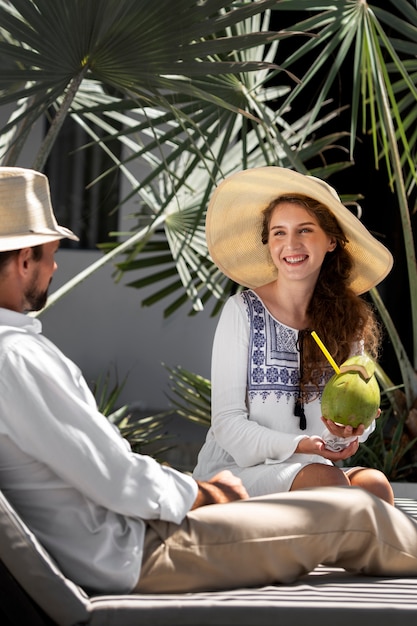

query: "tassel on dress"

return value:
[294, 396, 307, 430]
[294, 329, 309, 430]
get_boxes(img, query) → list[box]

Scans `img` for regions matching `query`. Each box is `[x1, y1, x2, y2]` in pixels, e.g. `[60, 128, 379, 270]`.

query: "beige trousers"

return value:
[134, 486, 417, 594]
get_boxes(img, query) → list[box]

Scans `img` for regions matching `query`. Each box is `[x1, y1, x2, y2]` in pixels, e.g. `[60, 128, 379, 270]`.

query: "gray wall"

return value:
[40, 248, 217, 413]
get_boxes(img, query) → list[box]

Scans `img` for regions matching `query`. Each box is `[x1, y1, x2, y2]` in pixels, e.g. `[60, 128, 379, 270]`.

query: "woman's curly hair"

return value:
[261, 194, 381, 392]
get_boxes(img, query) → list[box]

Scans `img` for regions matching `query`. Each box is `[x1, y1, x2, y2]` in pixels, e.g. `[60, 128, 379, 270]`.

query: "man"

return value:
[0, 166, 417, 596]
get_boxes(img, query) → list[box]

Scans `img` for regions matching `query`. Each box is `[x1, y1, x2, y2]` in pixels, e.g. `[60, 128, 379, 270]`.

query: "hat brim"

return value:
[206, 167, 393, 295]
[0, 226, 79, 252]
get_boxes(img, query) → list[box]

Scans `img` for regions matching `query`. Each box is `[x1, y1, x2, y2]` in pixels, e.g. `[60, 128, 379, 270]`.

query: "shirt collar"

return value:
[0, 308, 43, 334]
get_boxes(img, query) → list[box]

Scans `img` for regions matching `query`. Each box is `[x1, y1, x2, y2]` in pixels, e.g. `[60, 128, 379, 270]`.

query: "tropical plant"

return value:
[92, 367, 174, 459]
[0, 0, 350, 314]
[165, 364, 212, 427]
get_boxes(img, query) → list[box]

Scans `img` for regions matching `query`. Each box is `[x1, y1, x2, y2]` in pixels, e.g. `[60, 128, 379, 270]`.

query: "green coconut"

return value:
[321, 355, 380, 428]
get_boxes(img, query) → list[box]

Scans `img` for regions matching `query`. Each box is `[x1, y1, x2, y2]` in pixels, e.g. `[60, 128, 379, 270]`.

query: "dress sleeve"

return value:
[210, 297, 301, 467]
[0, 333, 197, 524]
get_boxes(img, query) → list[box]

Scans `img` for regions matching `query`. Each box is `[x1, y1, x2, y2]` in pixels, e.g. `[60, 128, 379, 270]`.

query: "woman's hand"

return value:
[321, 417, 365, 439]
[320, 408, 380, 439]
[296, 434, 359, 461]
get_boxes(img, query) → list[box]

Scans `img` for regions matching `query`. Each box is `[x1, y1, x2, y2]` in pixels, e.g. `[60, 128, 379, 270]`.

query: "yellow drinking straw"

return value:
[311, 331, 341, 375]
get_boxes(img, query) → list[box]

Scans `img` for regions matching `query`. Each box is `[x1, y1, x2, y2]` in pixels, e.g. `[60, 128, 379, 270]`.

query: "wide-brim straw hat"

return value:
[0, 167, 79, 251]
[206, 166, 393, 295]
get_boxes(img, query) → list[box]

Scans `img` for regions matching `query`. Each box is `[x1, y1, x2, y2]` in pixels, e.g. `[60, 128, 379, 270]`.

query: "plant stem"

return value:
[32, 67, 88, 172]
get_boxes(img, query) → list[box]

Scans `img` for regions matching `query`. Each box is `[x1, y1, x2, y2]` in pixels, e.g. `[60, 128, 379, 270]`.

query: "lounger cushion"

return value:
[1, 489, 417, 626]
[0, 490, 89, 625]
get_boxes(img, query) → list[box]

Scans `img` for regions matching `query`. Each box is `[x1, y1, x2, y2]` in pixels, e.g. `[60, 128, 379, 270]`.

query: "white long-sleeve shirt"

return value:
[193, 291, 373, 494]
[0, 308, 197, 593]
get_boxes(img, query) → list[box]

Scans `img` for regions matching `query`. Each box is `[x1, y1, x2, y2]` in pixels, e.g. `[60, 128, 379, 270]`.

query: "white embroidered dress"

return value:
[193, 290, 373, 495]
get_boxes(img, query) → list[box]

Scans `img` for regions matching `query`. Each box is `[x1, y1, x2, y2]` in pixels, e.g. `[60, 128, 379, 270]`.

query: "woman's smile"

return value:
[283, 254, 308, 265]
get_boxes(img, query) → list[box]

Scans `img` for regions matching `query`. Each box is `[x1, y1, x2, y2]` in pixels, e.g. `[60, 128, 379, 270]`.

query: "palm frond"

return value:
[165, 364, 212, 427]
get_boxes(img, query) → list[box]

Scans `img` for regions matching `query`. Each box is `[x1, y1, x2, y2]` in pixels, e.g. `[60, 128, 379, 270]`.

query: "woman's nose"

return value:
[286, 232, 301, 248]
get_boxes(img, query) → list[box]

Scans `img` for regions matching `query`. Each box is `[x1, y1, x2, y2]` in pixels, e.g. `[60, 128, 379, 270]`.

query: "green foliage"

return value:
[93, 368, 173, 459]
[93, 368, 128, 418]
[108, 410, 174, 461]
[0, 0, 350, 316]
[165, 364, 211, 427]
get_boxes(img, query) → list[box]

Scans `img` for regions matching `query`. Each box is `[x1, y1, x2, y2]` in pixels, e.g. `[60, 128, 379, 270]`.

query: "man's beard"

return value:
[24, 275, 50, 312]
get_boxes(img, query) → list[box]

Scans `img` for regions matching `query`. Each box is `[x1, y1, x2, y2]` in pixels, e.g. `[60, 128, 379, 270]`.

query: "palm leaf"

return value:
[165, 365, 212, 427]
[0, 0, 294, 167]
[1, 0, 326, 318]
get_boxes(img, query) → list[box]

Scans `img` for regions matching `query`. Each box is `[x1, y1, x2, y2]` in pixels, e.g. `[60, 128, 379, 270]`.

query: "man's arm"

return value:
[192, 470, 249, 509]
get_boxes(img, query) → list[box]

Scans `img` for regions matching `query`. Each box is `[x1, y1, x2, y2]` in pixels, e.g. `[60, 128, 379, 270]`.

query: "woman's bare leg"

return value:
[291, 464, 394, 505]
[347, 467, 395, 505]
[291, 463, 349, 491]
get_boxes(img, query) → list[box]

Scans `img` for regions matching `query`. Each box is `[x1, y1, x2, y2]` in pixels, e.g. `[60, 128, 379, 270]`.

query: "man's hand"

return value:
[192, 470, 249, 509]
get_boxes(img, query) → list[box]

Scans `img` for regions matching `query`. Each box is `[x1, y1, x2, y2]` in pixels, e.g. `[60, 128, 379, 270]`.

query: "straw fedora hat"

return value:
[206, 166, 393, 295]
[0, 167, 79, 251]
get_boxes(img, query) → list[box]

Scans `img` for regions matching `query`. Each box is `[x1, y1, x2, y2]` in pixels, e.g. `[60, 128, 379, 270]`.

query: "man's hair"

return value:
[0, 245, 43, 273]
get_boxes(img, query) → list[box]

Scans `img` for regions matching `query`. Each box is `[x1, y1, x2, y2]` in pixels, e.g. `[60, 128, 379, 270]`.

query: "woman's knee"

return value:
[348, 468, 394, 505]
[291, 463, 350, 490]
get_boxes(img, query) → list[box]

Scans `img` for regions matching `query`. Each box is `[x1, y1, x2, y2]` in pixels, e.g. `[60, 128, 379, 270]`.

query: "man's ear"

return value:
[18, 247, 33, 272]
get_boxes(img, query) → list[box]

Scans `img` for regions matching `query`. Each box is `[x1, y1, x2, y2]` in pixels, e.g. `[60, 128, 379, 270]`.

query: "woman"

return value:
[193, 167, 395, 504]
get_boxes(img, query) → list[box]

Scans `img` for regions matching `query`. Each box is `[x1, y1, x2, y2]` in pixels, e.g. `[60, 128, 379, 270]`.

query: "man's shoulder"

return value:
[0, 323, 44, 366]
[0, 324, 29, 343]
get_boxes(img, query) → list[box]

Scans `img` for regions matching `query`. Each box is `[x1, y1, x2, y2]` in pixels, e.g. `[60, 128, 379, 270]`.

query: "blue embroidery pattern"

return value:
[241, 291, 327, 403]
[241, 291, 299, 403]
